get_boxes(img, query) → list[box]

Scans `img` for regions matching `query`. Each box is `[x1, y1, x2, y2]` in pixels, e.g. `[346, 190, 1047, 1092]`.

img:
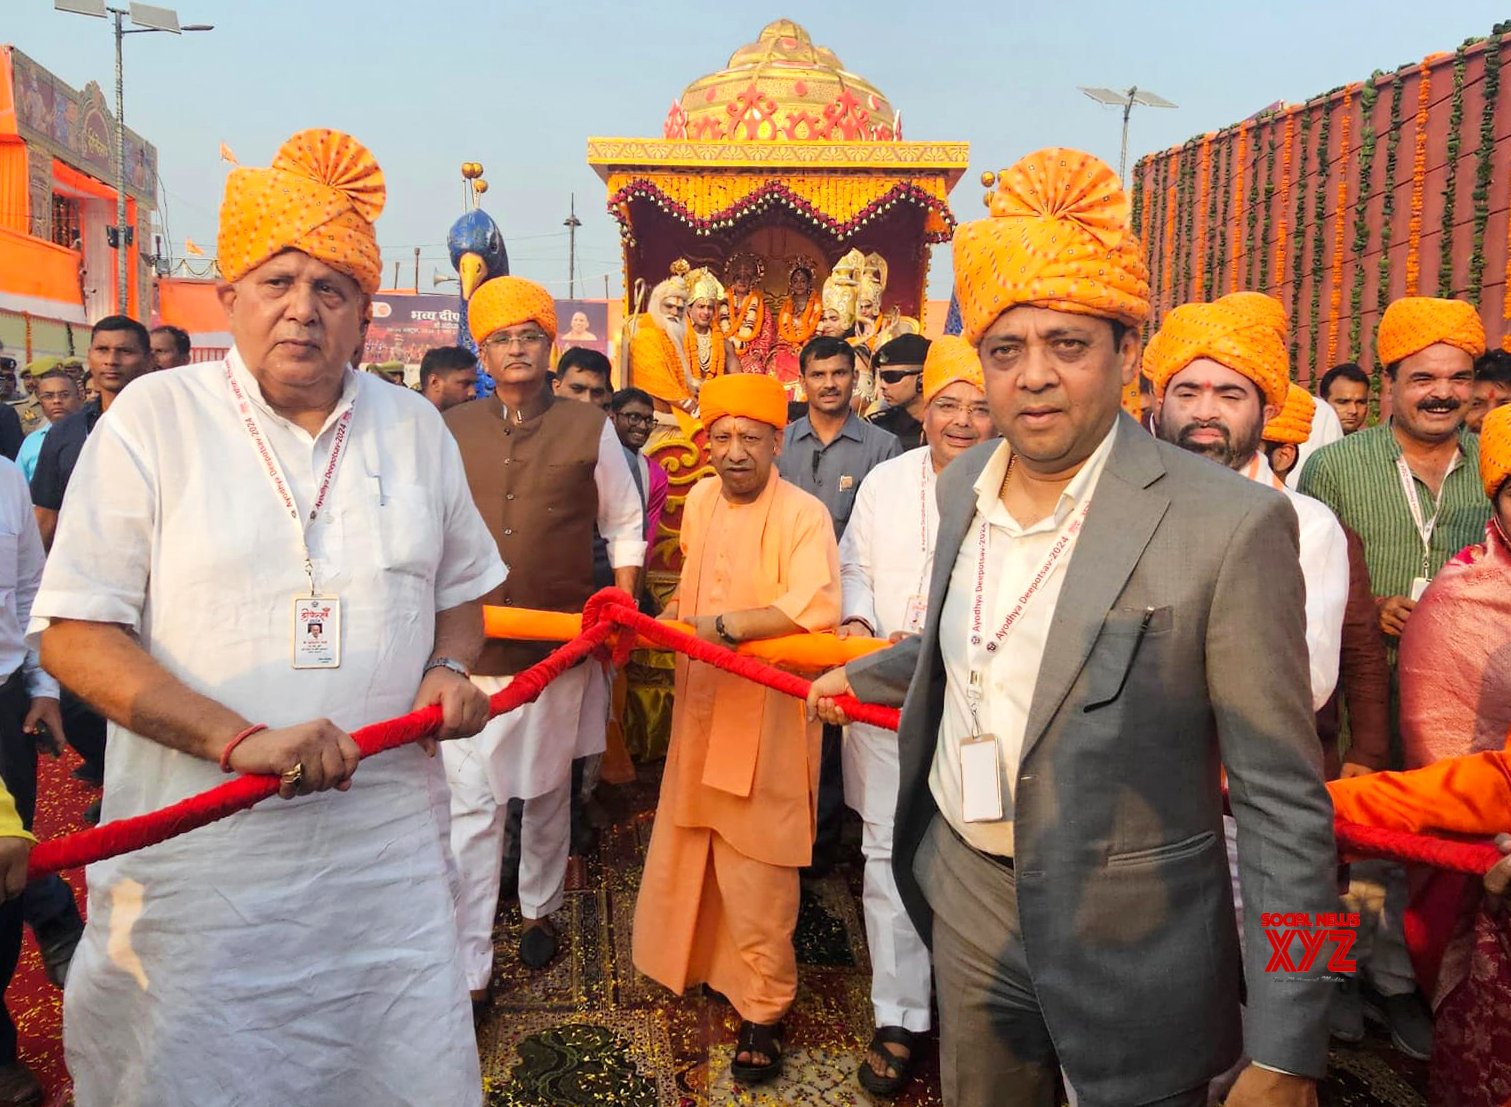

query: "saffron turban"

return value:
[1480, 403, 1511, 498]
[953, 148, 1149, 346]
[699, 372, 788, 432]
[1376, 297, 1486, 367]
[1263, 383, 1317, 445]
[922, 335, 985, 406]
[468, 276, 557, 345]
[1143, 291, 1291, 409]
[218, 129, 386, 294]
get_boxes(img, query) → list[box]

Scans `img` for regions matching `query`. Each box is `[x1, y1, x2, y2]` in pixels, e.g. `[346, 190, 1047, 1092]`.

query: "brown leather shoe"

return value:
[0, 1061, 43, 1106]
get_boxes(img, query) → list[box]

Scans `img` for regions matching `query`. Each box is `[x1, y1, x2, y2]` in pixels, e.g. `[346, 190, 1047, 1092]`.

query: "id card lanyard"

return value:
[1395, 454, 1457, 581]
[904, 453, 936, 633]
[959, 494, 1091, 822]
[226, 366, 354, 666]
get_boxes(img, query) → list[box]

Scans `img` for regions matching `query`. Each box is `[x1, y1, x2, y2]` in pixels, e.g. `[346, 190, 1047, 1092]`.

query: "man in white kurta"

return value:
[836, 335, 998, 1095]
[29, 130, 506, 1107]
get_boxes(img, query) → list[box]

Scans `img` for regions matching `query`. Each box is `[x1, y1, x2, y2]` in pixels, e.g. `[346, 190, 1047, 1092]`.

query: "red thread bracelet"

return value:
[219, 724, 268, 774]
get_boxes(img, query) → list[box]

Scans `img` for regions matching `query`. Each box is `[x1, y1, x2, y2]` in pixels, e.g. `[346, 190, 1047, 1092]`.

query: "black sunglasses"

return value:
[878, 368, 922, 385]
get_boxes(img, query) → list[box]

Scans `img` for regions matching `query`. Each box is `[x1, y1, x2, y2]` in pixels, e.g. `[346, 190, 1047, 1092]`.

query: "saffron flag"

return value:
[218, 143, 238, 165]
[184, 238, 205, 257]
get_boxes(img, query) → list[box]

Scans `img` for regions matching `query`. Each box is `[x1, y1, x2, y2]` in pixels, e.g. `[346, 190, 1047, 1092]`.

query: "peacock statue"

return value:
[447, 162, 509, 395]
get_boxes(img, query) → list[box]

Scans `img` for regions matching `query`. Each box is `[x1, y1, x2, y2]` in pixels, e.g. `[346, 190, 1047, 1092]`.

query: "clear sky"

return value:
[8, 1, 1508, 300]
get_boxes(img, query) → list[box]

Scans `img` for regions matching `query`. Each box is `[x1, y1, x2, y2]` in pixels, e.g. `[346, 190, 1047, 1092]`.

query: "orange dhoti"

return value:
[631, 473, 839, 1025]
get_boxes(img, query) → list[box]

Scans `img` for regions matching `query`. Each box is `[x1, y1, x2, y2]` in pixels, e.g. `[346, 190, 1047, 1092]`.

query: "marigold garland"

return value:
[1405, 61, 1431, 295]
[1327, 86, 1354, 366]
[1181, 140, 1199, 300]
[1276, 111, 1295, 286]
[725, 288, 767, 353]
[1349, 78, 1380, 358]
[1438, 48, 1468, 297]
[1148, 154, 1169, 334]
[683, 320, 726, 379]
[1195, 134, 1213, 299]
[1305, 101, 1332, 378]
[1132, 161, 1148, 241]
[1290, 105, 1316, 371]
[1163, 149, 1180, 306]
[1259, 118, 1278, 290]
[1215, 133, 1233, 295]
[777, 293, 821, 346]
[1231, 122, 1249, 292]
[1471, 35, 1501, 302]
[1377, 68, 1405, 340]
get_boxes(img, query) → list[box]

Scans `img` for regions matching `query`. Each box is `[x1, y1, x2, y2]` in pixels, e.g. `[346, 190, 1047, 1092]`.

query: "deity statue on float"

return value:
[626, 259, 705, 437]
[722, 252, 775, 373]
[770, 255, 823, 388]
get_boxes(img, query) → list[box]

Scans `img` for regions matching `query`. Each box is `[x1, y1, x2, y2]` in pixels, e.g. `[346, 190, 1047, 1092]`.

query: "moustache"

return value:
[1176, 420, 1232, 444]
[1417, 398, 1461, 413]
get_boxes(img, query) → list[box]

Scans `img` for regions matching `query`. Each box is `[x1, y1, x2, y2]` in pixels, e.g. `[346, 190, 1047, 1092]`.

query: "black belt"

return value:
[944, 816, 1014, 870]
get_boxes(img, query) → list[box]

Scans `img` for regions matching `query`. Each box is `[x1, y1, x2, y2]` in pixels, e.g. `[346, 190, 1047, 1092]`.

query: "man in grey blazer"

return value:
[809, 149, 1337, 1107]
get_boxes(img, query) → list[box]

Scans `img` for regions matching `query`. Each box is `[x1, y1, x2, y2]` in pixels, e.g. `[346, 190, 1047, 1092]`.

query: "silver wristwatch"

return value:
[423, 657, 471, 681]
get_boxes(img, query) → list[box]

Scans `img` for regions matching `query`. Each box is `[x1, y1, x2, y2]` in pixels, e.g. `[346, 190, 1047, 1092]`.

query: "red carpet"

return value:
[8, 750, 90, 1107]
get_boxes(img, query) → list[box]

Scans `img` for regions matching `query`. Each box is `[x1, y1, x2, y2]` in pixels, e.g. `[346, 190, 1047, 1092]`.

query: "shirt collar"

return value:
[1383, 418, 1473, 460]
[972, 419, 1119, 531]
[226, 345, 357, 437]
[1243, 451, 1287, 490]
[795, 411, 865, 444]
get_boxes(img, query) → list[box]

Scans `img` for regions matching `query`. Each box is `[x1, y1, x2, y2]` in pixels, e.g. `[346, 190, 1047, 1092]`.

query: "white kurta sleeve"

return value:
[594, 420, 646, 570]
[1298, 506, 1349, 710]
[434, 427, 508, 611]
[839, 468, 879, 631]
[29, 414, 156, 639]
[2, 463, 56, 698]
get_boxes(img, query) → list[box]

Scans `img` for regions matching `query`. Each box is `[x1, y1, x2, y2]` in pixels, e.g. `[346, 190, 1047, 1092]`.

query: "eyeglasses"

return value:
[930, 398, 992, 419]
[878, 368, 922, 385]
[482, 331, 550, 351]
[616, 412, 654, 426]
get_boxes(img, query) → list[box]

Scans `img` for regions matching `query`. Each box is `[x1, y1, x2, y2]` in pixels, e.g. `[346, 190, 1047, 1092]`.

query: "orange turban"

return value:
[1143, 291, 1291, 409]
[698, 373, 788, 432]
[953, 148, 1149, 346]
[468, 276, 558, 345]
[922, 335, 985, 406]
[1263, 383, 1317, 445]
[1480, 403, 1511, 498]
[218, 129, 385, 294]
[1376, 297, 1486, 367]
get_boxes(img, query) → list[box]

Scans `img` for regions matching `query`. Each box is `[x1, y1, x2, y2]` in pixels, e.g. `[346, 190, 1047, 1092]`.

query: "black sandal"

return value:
[856, 1026, 920, 1097]
[730, 1020, 784, 1085]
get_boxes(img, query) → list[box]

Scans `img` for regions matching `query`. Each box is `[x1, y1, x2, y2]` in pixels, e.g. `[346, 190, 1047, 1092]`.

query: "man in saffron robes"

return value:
[632, 372, 839, 1086]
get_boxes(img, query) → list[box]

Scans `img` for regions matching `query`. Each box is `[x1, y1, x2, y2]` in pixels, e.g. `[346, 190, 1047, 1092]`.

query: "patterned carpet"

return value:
[5, 754, 1433, 1106]
[475, 766, 1432, 1107]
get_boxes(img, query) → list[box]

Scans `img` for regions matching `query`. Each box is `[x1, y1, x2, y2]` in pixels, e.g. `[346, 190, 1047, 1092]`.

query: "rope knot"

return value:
[581, 587, 639, 667]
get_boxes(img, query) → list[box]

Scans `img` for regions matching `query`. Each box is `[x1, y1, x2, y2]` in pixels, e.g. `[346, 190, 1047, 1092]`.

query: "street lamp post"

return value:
[54, 2, 212, 316]
[1078, 85, 1178, 184]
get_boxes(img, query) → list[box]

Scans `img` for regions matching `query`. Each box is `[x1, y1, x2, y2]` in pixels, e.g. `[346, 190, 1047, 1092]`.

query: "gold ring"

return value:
[280, 762, 304, 788]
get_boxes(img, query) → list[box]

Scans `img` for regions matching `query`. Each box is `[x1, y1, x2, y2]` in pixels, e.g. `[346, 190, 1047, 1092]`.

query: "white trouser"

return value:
[844, 722, 931, 1032]
[444, 736, 574, 992]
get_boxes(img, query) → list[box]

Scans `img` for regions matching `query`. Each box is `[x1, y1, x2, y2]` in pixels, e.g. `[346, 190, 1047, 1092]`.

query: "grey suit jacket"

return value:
[848, 415, 1337, 1103]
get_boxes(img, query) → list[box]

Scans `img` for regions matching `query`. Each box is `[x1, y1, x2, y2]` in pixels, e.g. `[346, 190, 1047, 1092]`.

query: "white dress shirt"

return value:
[1286, 397, 1344, 490]
[589, 417, 649, 570]
[930, 423, 1118, 858]
[0, 457, 55, 698]
[1247, 452, 1348, 709]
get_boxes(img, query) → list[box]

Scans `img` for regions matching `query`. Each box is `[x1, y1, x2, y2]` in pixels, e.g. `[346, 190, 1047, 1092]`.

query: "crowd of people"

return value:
[0, 126, 1503, 1107]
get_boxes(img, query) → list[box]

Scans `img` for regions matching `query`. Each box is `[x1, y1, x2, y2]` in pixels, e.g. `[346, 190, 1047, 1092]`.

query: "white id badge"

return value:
[959, 735, 1004, 822]
[292, 595, 342, 669]
[1409, 576, 1431, 602]
[903, 594, 928, 634]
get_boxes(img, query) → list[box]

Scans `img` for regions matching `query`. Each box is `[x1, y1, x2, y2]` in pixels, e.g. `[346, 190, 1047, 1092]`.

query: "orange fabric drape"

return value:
[0, 138, 28, 235]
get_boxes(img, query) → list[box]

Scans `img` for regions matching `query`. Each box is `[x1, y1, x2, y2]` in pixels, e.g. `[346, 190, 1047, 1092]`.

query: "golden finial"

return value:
[980, 170, 996, 188]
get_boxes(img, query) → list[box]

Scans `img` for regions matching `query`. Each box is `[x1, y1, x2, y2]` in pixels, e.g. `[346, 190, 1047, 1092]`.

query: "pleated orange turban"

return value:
[468, 276, 558, 345]
[699, 373, 788, 432]
[1143, 291, 1291, 409]
[218, 129, 385, 294]
[922, 335, 985, 406]
[953, 148, 1149, 346]
[1376, 297, 1486, 367]
[1480, 403, 1511, 498]
[1263, 383, 1317, 445]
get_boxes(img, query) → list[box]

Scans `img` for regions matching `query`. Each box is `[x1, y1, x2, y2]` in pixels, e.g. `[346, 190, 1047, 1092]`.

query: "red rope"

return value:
[21, 588, 1500, 882]
[25, 621, 614, 879]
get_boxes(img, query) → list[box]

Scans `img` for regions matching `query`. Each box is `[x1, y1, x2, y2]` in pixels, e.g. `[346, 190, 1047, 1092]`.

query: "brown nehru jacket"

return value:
[445, 387, 605, 675]
[1317, 525, 1391, 778]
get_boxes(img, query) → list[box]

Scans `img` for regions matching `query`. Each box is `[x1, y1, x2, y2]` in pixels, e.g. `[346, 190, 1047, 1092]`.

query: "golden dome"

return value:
[663, 20, 899, 143]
